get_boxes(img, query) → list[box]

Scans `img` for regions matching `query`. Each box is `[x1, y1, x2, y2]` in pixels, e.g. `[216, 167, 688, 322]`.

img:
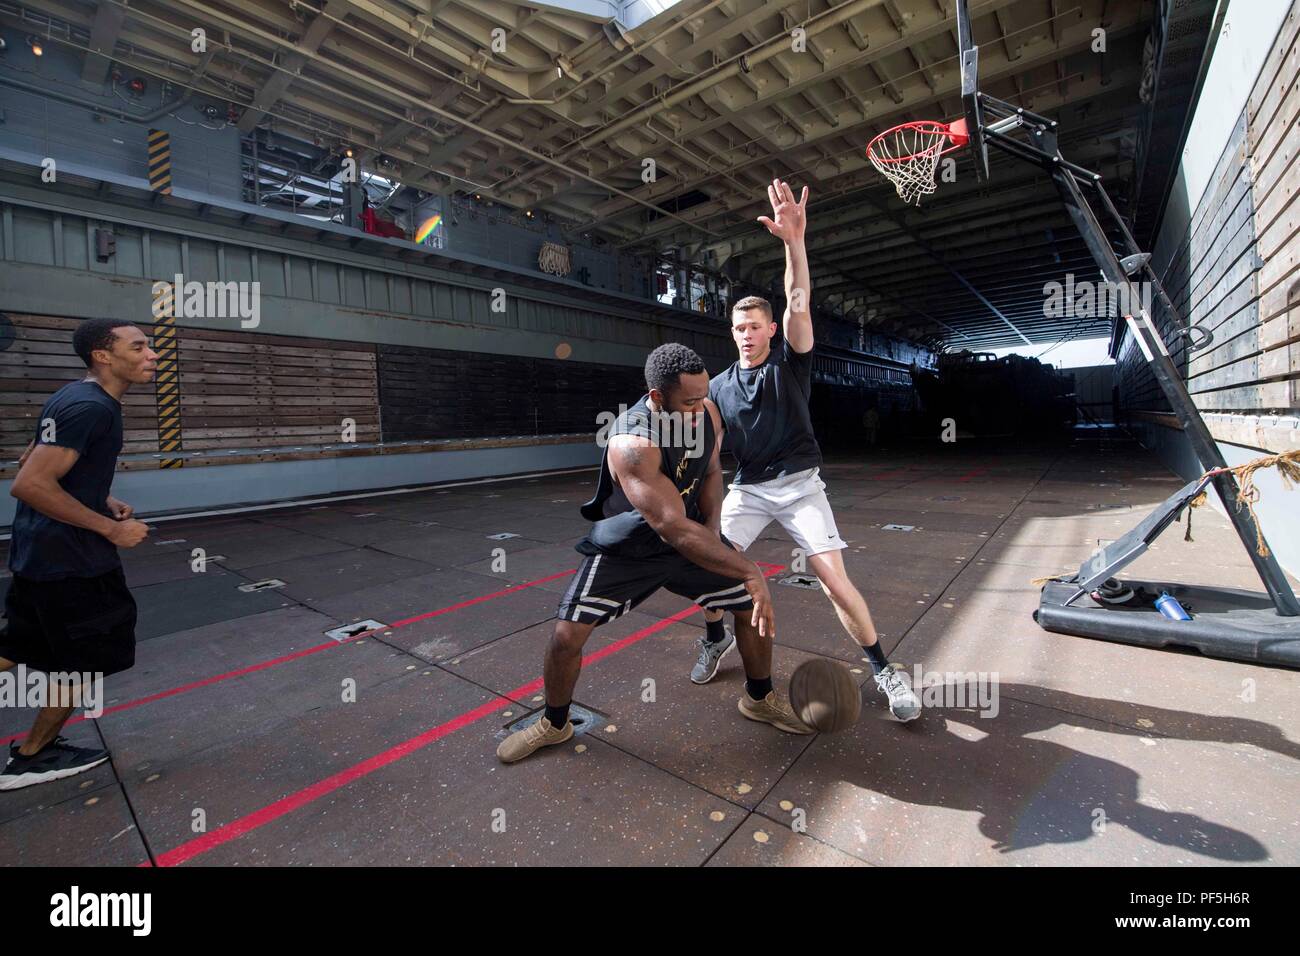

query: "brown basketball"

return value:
[788, 659, 862, 732]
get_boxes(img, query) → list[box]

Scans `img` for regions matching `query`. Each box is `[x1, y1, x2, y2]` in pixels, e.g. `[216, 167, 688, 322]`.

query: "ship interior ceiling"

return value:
[2, 0, 1300, 873]
[0, 0, 1185, 350]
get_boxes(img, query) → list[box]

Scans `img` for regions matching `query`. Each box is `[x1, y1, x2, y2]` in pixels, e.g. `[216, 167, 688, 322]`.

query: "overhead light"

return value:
[525, 209, 534, 218]
[343, 147, 354, 158]
[28, 36, 43, 57]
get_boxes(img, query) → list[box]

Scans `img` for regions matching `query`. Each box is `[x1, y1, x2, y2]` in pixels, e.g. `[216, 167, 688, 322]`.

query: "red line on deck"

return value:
[386, 570, 575, 627]
[145, 568, 782, 866]
[0, 569, 577, 747]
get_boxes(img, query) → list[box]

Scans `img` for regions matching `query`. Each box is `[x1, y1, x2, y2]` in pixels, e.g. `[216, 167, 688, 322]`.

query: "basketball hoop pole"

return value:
[968, 92, 1299, 619]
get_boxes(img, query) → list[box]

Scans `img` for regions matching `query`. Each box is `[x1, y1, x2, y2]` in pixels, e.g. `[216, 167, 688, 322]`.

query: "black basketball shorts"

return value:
[556, 545, 754, 626]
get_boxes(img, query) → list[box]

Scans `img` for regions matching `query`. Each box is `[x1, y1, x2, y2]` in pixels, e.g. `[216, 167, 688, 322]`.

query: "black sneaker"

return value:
[0, 737, 110, 791]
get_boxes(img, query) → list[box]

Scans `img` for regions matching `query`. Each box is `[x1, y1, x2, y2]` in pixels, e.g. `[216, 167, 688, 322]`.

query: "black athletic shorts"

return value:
[0, 567, 137, 676]
[557, 540, 754, 626]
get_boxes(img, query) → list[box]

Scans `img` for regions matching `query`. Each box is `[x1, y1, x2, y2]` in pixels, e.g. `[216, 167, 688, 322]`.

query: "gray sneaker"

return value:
[874, 664, 921, 722]
[690, 627, 735, 684]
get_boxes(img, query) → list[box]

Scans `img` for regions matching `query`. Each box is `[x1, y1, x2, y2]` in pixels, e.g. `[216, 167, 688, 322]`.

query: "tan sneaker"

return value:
[738, 691, 815, 734]
[496, 717, 574, 763]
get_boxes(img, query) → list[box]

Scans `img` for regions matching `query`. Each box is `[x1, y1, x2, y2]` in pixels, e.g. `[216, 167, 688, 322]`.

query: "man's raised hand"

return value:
[756, 178, 809, 243]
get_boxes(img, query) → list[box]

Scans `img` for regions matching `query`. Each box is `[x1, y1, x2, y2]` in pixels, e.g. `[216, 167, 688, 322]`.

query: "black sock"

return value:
[544, 703, 570, 728]
[862, 641, 890, 675]
[705, 617, 727, 644]
[745, 676, 773, 701]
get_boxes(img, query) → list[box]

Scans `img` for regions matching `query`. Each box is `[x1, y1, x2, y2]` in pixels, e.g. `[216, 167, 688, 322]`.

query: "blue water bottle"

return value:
[1155, 592, 1191, 621]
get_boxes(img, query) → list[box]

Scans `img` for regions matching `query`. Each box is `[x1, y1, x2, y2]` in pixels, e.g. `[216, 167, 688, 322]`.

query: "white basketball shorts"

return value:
[720, 466, 847, 556]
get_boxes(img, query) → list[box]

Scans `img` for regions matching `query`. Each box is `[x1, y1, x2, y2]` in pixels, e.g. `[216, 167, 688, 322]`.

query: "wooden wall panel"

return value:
[176, 328, 379, 451]
[0, 314, 382, 463]
[1249, 3, 1300, 411]
[377, 344, 643, 443]
[0, 313, 160, 459]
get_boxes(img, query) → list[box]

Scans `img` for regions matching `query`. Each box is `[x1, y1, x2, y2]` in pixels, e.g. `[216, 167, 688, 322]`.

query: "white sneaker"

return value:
[874, 665, 921, 722]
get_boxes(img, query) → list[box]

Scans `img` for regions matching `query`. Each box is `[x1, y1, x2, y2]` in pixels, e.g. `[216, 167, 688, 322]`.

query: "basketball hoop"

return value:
[866, 118, 970, 205]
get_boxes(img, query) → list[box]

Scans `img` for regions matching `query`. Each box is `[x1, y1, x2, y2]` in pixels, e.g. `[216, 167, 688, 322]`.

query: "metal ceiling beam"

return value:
[495, 0, 892, 197]
[841, 193, 1031, 344]
[571, 0, 793, 123]
[814, 232, 1100, 292]
[90, 0, 723, 238]
[237, 0, 350, 134]
[570, 12, 1142, 239]
[81, 1, 125, 85]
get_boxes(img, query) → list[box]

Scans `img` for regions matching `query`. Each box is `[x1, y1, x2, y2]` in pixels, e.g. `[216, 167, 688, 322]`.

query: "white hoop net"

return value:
[867, 122, 949, 206]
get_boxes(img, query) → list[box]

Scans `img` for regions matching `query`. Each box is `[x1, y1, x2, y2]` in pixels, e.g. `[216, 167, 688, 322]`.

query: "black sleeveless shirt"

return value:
[578, 395, 715, 558]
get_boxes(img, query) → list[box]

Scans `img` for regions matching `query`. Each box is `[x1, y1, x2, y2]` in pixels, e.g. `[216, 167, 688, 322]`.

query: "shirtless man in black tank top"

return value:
[498, 344, 812, 763]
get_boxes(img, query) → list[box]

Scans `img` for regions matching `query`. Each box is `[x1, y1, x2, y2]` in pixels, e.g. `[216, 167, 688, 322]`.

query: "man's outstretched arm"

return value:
[610, 434, 775, 636]
[757, 178, 814, 354]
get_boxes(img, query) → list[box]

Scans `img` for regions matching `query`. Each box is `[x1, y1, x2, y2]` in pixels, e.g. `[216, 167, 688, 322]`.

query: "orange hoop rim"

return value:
[866, 118, 970, 164]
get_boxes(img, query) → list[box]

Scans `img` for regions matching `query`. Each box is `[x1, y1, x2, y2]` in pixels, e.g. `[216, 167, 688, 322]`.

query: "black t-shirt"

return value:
[709, 338, 821, 484]
[9, 381, 124, 581]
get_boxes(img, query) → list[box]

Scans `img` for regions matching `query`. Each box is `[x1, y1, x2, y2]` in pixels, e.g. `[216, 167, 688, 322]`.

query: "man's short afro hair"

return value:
[72, 318, 136, 368]
[645, 342, 706, 396]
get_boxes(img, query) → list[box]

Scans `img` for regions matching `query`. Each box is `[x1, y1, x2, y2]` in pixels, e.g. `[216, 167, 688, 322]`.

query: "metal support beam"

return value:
[82, 3, 126, 85]
[237, 0, 350, 133]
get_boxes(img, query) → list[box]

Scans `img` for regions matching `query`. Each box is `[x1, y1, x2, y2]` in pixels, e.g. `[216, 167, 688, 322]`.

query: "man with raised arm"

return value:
[693, 180, 921, 722]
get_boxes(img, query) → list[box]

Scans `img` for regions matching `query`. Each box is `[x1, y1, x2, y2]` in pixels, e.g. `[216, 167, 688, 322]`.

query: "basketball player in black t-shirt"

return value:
[1, 319, 155, 790]
[698, 180, 921, 721]
[498, 344, 813, 763]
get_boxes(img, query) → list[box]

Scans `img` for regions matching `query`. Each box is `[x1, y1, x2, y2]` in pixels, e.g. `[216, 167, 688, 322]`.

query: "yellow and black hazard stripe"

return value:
[147, 128, 172, 195]
[153, 301, 183, 468]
